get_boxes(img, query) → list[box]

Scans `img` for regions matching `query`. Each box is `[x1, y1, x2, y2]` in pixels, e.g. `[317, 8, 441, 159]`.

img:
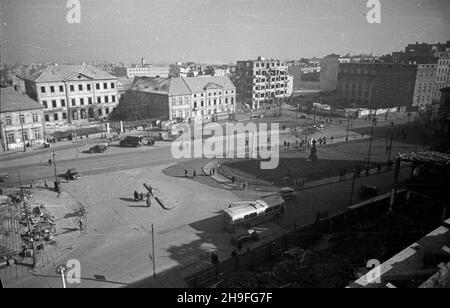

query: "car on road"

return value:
[231, 228, 258, 246]
[279, 187, 297, 201]
[119, 136, 144, 148]
[65, 169, 81, 181]
[359, 185, 378, 198]
[89, 144, 108, 154]
[0, 173, 9, 183]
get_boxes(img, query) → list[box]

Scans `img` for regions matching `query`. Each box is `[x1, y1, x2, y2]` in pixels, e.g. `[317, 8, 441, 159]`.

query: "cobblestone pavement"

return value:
[0, 187, 85, 286]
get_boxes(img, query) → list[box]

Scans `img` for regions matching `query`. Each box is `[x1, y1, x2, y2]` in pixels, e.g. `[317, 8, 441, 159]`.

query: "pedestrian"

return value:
[331, 136, 334, 143]
[48, 159, 53, 166]
[231, 176, 236, 184]
[184, 169, 188, 177]
[193, 171, 197, 178]
[79, 218, 84, 231]
[134, 190, 139, 201]
[146, 195, 152, 208]
[140, 193, 144, 201]
[212, 168, 215, 176]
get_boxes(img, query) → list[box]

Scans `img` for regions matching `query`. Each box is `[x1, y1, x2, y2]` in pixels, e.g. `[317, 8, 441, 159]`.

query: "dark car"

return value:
[359, 185, 378, 198]
[89, 144, 108, 154]
[231, 229, 258, 246]
[65, 169, 81, 181]
[0, 173, 9, 183]
[279, 187, 297, 201]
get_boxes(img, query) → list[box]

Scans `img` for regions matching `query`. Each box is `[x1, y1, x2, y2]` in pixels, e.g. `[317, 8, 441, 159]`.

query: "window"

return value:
[97, 97, 102, 104]
[80, 98, 84, 106]
[88, 98, 93, 104]
[70, 85, 75, 92]
[41, 86, 46, 94]
[79, 84, 83, 91]
[5, 115, 12, 126]
[72, 99, 76, 106]
[112, 95, 116, 103]
[19, 114, 25, 124]
[103, 83, 108, 90]
[7, 133, 15, 144]
[104, 96, 109, 103]
[87, 84, 91, 91]
[59, 85, 64, 92]
[62, 113, 67, 120]
[96, 83, 100, 90]
[61, 99, 66, 107]
[32, 114, 39, 122]
[33, 129, 41, 140]
[50, 86, 55, 93]
[44, 115, 50, 122]
[111, 82, 115, 89]
[54, 114, 59, 121]
[105, 108, 110, 115]
[52, 100, 57, 108]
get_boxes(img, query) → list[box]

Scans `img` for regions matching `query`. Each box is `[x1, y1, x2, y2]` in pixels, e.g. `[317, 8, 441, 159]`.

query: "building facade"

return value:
[320, 54, 340, 92]
[413, 64, 437, 108]
[235, 57, 289, 109]
[23, 64, 119, 125]
[0, 87, 45, 151]
[337, 63, 418, 109]
[114, 66, 171, 79]
[114, 76, 236, 123]
[433, 55, 450, 102]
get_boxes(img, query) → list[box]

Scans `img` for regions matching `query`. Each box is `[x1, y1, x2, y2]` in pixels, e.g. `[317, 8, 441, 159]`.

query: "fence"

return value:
[185, 190, 408, 288]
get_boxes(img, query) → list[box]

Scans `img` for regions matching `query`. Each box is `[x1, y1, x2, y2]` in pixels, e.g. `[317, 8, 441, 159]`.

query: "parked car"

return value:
[0, 173, 9, 183]
[359, 185, 378, 198]
[65, 169, 81, 181]
[231, 229, 258, 246]
[279, 187, 297, 201]
[89, 144, 108, 154]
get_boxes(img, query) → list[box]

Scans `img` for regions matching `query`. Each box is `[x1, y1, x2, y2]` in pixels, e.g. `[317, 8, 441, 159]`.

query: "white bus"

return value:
[223, 195, 285, 232]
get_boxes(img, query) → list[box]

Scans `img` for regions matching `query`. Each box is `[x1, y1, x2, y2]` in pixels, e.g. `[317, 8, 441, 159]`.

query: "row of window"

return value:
[192, 90, 235, 98]
[193, 98, 235, 109]
[40, 82, 116, 95]
[43, 108, 110, 122]
[42, 95, 117, 109]
[4, 114, 40, 126]
[5, 129, 42, 144]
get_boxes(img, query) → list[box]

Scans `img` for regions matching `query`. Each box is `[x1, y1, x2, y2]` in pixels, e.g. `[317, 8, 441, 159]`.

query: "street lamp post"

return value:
[366, 117, 376, 172]
[346, 115, 351, 142]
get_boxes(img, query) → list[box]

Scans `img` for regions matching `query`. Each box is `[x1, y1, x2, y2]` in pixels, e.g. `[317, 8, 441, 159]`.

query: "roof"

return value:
[0, 87, 43, 113]
[129, 76, 235, 96]
[224, 200, 268, 219]
[397, 151, 450, 167]
[184, 76, 235, 92]
[26, 64, 117, 83]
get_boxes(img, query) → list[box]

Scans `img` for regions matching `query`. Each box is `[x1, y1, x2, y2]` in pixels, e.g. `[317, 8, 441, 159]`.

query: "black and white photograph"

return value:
[0, 0, 449, 293]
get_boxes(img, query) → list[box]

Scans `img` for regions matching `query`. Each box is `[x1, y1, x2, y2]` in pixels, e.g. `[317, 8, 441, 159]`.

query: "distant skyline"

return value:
[1, 0, 450, 65]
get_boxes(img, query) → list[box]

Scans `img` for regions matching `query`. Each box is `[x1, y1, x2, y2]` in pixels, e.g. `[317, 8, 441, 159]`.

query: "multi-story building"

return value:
[413, 64, 437, 108]
[113, 66, 171, 79]
[0, 87, 45, 151]
[235, 57, 289, 109]
[23, 63, 119, 125]
[320, 54, 340, 92]
[337, 63, 418, 109]
[114, 76, 236, 123]
[433, 54, 450, 102]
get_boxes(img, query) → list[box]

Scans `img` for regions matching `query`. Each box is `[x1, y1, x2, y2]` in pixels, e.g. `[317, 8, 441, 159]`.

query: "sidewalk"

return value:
[0, 187, 86, 286]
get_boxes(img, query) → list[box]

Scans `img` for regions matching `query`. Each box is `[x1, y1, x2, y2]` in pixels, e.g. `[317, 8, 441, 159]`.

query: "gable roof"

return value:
[26, 64, 117, 83]
[128, 76, 235, 96]
[184, 76, 235, 92]
[0, 87, 43, 113]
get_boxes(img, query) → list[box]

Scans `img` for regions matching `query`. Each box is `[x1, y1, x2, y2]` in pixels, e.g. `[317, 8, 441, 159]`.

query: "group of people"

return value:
[184, 169, 198, 178]
[134, 189, 153, 208]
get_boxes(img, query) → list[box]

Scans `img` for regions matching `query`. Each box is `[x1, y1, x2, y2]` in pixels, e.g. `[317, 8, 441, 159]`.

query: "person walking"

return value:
[134, 190, 139, 201]
[79, 218, 84, 231]
[146, 195, 152, 208]
[184, 169, 188, 177]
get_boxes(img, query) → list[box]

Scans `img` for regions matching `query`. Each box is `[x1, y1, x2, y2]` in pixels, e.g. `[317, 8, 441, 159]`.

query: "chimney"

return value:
[141, 58, 146, 67]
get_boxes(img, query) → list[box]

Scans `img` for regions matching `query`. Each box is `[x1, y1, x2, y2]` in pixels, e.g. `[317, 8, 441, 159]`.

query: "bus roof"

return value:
[261, 195, 285, 207]
[224, 200, 268, 220]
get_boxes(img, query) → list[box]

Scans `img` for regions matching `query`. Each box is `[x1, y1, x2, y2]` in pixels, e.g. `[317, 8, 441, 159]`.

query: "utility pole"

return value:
[366, 114, 377, 171]
[346, 116, 351, 142]
[349, 171, 356, 207]
[151, 224, 156, 278]
[387, 133, 393, 166]
[19, 108, 26, 152]
[18, 173, 36, 268]
[52, 152, 59, 191]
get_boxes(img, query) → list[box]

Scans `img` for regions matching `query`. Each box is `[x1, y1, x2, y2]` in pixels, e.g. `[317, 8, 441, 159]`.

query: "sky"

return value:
[1, 0, 449, 65]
